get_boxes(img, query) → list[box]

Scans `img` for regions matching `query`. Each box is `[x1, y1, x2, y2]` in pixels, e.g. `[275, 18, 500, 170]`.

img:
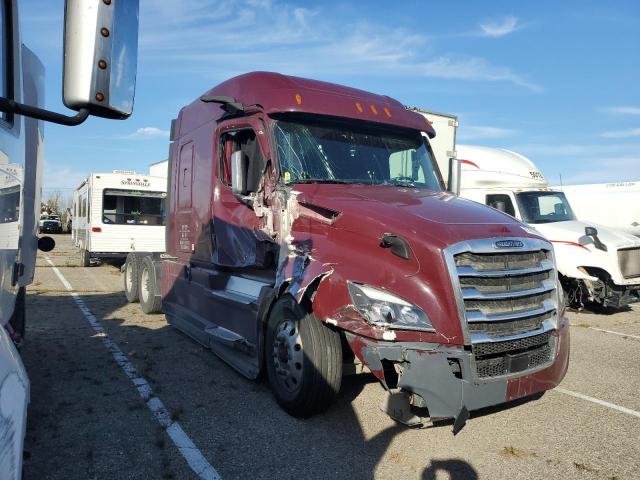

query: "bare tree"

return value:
[44, 190, 63, 214]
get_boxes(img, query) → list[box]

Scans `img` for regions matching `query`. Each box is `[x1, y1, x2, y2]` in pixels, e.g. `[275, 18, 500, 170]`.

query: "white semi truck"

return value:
[0, 2, 140, 478]
[414, 109, 640, 310]
[456, 144, 640, 309]
[72, 171, 167, 266]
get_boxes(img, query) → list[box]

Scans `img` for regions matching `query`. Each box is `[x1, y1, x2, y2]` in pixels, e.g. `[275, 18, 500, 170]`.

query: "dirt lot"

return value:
[20, 234, 640, 479]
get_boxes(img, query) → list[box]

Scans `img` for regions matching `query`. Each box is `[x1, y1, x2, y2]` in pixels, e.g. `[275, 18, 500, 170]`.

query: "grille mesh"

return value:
[459, 271, 550, 292]
[618, 248, 640, 279]
[465, 291, 552, 316]
[455, 251, 548, 271]
[468, 312, 551, 336]
[475, 343, 553, 378]
[474, 332, 550, 357]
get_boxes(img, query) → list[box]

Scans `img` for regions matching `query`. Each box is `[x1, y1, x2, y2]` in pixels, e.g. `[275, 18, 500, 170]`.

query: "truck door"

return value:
[213, 124, 275, 268]
[196, 121, 275, 379]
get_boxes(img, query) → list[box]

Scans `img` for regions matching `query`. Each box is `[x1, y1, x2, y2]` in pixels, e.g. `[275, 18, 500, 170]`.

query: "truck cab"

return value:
[132, 72, 570, 428]
[457, 144, 640, 309]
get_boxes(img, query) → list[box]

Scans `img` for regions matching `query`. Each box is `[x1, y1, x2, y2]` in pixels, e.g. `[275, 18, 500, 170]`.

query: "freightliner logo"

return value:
[494, 240, 524, 249]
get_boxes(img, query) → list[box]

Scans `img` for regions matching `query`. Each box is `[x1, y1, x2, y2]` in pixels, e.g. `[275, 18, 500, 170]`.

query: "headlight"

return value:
[347, 282, 434, 331]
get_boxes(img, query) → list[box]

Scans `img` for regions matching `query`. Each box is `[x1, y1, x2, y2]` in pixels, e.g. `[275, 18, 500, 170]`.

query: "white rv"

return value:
[456, 144, 640, 309]
[72, 171, 167, 266]
[556, 181, 640, 237]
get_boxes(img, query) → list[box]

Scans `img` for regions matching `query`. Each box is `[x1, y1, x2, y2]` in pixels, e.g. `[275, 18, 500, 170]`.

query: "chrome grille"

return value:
[618, 248, 640, 279]
[445, 237, 559, 380]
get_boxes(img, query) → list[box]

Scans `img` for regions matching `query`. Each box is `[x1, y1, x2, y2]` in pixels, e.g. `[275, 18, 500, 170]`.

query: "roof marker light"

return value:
[355, 102, 363, 113]
[295, 93, 302, 105]
[383, 107, 392, 118]
[370, 105, 378, 115]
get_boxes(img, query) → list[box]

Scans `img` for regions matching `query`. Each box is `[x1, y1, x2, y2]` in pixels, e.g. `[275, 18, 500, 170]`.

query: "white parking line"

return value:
[586, 326, 640, 341]
[44, 257, 222, 480]
[555, 387, 640, 419]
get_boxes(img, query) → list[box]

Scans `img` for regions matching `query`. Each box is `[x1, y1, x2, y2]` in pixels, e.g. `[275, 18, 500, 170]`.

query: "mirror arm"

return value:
[0, 96, 90, 126]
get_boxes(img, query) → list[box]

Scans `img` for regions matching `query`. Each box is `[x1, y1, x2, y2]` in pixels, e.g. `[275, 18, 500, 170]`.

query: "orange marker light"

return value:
[355, 102, 363, 112]
[370, 105, 378, 115]
[295, 93, 302, 105]
[383, 107, 392, 118]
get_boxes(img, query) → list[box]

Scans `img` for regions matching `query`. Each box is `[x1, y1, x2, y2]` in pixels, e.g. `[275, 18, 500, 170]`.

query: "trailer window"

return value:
[102, 189, 166, 225]
[0, 184, 19, 223]
[274, 116, 442, 190]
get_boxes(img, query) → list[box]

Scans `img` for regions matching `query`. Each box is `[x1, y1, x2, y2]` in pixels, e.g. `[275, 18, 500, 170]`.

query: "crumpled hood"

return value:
[295, 184, 534, 249]
[531, 220, 640, 250]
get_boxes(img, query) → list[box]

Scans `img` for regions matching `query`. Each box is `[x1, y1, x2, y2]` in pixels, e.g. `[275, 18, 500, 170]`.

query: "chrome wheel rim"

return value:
[272, 319, 303, 393]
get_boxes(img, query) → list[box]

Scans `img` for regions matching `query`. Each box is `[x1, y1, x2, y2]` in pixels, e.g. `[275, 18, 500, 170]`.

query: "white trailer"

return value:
[406, 108, 458, 189]
[72, 171, 167, 266]
[556, 181, 640, 237]
[456, 144, 640, 309]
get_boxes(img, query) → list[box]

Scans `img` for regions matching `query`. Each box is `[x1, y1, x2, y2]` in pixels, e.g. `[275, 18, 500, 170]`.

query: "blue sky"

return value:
[22, 0, 640, 198]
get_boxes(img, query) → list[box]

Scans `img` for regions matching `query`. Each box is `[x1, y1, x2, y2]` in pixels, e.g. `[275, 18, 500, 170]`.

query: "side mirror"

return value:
[493, 200, 507, 213]
[231, 151, 246, 195]
[63, 0, 140, 119]
[584, 226, 608, 252]
[447, 157, 461, 195]
[38, 236, 56, 252]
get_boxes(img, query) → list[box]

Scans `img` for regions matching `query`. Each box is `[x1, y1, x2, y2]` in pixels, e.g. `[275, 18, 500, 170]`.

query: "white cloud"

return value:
[600, 128, 640, 138]
[604, 106, 640, 115]
[457, 125, 518, 141]
[479, 16, 520, 38]
[557, 156, 640, 185]
[127, 127, 170, 139]
[137, 1, 540, 92]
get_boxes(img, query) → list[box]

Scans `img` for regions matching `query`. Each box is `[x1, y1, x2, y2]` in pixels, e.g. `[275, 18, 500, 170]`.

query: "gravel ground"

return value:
[20, 234, 640, 479]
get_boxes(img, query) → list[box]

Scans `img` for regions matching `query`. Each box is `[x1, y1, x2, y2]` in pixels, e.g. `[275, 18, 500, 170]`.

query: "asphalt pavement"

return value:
[20, 234, 640, 479]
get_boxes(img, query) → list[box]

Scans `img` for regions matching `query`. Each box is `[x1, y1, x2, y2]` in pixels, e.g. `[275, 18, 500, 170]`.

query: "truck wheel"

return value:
[124, 253, 140, 303]
[139, 256, 161, 314]
[265, 296, 342, 417]
[80, 249, 91, 267]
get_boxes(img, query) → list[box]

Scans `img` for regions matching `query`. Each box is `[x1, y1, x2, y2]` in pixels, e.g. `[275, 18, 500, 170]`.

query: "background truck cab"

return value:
[456, 144, 640, 309]
[127, 72, 569, 429]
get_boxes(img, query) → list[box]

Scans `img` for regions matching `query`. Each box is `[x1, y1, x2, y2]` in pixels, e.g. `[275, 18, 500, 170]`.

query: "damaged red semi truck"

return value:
[125, 72, 569, 431]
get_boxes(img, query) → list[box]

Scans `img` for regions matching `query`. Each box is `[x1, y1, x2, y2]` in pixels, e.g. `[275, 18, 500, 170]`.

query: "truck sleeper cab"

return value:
[128, 72, 569, 428]
[456, 144, 640, 309]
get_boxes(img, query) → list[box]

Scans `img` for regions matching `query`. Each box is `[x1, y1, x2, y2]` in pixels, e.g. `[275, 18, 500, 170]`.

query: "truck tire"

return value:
[139, 256, 161, 314]
[265, 296, 342, 417]
[124, 253, 140, 303]
[80, 248, 91, 267]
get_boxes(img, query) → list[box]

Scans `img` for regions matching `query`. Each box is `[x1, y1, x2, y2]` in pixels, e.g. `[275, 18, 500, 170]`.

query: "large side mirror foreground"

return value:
[64, 0, 140, 120]
[231, 151, 246, 195]
[447, 157, 461, 195]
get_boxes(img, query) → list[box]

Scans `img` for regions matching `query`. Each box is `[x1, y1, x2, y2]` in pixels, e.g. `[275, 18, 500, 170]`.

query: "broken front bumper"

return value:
[347, 317, 570, 421]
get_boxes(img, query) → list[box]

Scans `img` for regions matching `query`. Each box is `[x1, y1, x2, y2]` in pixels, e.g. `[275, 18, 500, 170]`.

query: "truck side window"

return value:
[486, 194, 515, 217]
[219, 129, 265, 193]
